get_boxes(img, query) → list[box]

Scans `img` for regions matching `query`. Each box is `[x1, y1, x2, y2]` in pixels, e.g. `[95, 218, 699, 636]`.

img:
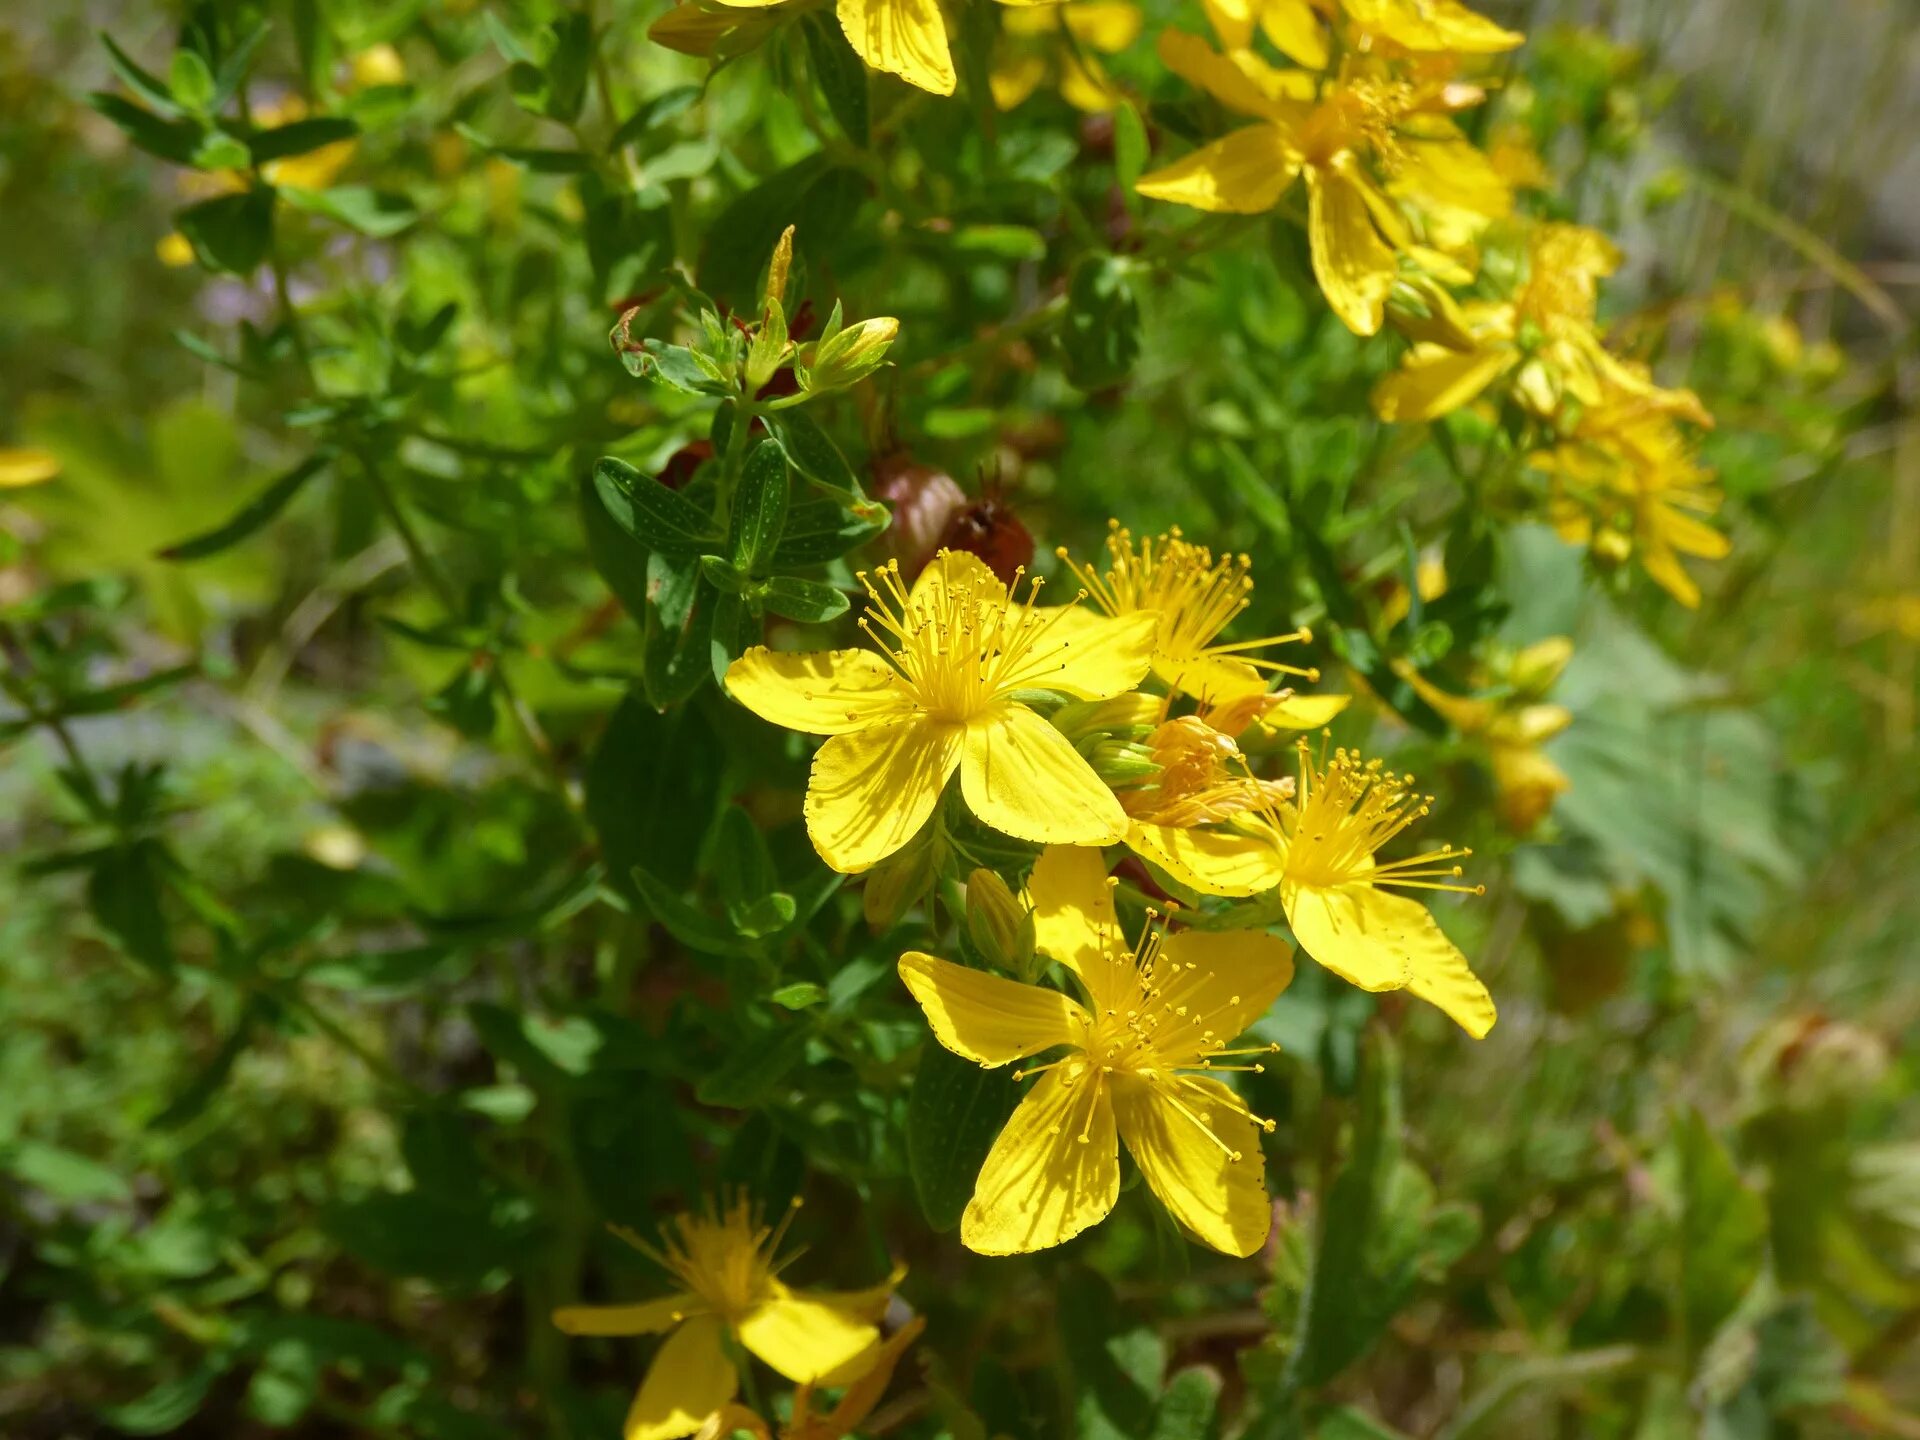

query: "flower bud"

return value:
[802, 314, 898, 393]
[965, 869, 1035, 977]
[873, 457, 967, 578]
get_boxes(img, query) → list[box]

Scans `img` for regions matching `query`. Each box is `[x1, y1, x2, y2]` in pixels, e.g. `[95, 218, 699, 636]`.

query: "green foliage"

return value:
[0, 3, 1915, 1440]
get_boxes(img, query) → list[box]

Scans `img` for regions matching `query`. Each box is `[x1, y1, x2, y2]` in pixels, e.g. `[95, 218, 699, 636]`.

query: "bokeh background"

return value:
[3, 2, 1918, 1438]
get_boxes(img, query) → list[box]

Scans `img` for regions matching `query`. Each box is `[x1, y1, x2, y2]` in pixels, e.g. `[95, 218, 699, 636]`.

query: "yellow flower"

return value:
[1056, 522, 1316, 704]
[156, 232, 197, 268]
[1375, 223, 1709, 424]
[708, 0, 1091, 96]
[1130, 741, 1495, 1037]
[1536, 390, 1729, 609]
[1341, 0, 1522, 54]
[691, 1316, 926, 1440]
[725, 550, 1158, 873]
[1135, 32, 1507, 334]
[553, 1196, 896, 1440]
[899, 845, 1293, 1255]
[1116, 714, 1297, 827]
[1201, 0, 1329, 69]
[1399, 637, 1575, 833]
[0, 447, 60, 489]
[990, 1, 1142, 112]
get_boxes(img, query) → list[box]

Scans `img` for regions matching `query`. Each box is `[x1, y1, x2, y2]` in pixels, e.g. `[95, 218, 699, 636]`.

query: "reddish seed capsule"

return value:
[873, 454, 968, 579]
[939, 492, 1034, 587]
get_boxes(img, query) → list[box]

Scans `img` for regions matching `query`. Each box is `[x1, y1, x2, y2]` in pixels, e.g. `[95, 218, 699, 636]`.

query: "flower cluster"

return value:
[725, 525, 1495, 1256]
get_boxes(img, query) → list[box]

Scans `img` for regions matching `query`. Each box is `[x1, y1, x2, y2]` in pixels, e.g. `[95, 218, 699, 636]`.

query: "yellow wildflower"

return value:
[899, 844, 1293, 1255]
[1536, 389, 1729, 608]
[553, 1196, 896, 1440]
[1375, 223, 1710, 424]
[1400, 636, 1575, 833]
[1056, 522, 1317, 704]
[1130, 739, 1495, 1037]
[725, 550, 1157, 873]
[1201, 0, 1329, 69]
[1116, 713, 1297, 827]
[1136, 31, 1508, 334]
[1342, 0, 1522, 54]
[692, 1317, 926, 1440]
[0, 448, 60, 489]
[991, 2, 1141, 111]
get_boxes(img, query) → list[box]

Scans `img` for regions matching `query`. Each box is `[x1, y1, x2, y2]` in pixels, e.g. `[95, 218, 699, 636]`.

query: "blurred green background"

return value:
[2, 2, 1917, 1439]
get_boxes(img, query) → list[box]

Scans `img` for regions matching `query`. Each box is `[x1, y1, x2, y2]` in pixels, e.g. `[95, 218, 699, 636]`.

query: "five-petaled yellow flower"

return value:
[1056, 523, 1318, 705]
[1136, 27, 1511, 334]
[553, 1196, 896, 1440]
[900, 844, 1294, 1256]
[1130, 739, 1496, 1037]
[725, 550, 1158, 873]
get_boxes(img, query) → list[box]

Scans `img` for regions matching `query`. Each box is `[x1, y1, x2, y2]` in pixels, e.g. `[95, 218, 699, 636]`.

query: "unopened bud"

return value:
[802, 315, 899, 392]
[965, 869, 1036, 977]
[1053, 692, 1162, 742]
[765, 225, 795, 311]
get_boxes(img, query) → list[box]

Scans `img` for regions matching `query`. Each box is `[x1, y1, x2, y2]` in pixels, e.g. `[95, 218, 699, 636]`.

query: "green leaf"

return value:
[160, 453, 329, 560]
[698, 155, 866, 307]
[1678, 1107, 1768, 1350]
[169, 49, 215, 112]
[610, 84, 703, 148]
[730, 440, 791, 575]
[644, 573, 720, 707]
[87, 840, 175, 973]
[1059, 254, 1141, 391]
[1114, 101, 1148, 203]
[1060, 1267, 1166, 1440]
[99, 1364, 223, 1435]
[707, 588, 760, 685]
[7, 1139, 134, 1204]
[629, 864, 758, 957]
[1150, 1368, 1221, 1440]
[710, 805, 777, 919]
[594, 456, 723, 555]
[696, 1024, 811, 1107]
[249, 115, 357, 162]
[89, 93, 203, 164]
[802, 14, 869, 146]
[277, 185, 419, 237]
[771, 498, 888, 566]
[100, 33, 184, 116]
[769, 982, 827, 1010]
[761, 576, 849, 623]
[768, 409, 867, 503]
[176, 188, 275, 274]
[907, 1044, 1018, 1232]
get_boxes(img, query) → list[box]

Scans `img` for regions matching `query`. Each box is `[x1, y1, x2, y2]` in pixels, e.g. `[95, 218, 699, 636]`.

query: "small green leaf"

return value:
[89, 93, 203, 164]
[160, 453, 329, 560]
[610, 84, 703, 148]
[769, 982, 827, 1010]
[761, 576, 849, 623]
[1058, 254, 1141, 391]
[249, 115, 357, 162]
[696, 1025, 810, 1107]
[771, 499, 888, 566]
[99, 33, 184, 116]
[277, 185, 419, 237]
[802, 14, 869, 147]
[730, 440, 791, 575]
[169, 49, 215, 112]
[594, 456, 723, 555]
[907, 1043, 1018, 1231]
[176, 188, 275, 274]
[768, 409, 866, 502]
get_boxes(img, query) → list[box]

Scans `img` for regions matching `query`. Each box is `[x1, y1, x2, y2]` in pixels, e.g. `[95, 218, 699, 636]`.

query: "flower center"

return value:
[1278, 741, 1482, 895]
[1058, 523, 1316, 686]
[1012, 911, 1279, 1162]
[856, 556, 1084, 723]
[621, 1194, 801, 1325]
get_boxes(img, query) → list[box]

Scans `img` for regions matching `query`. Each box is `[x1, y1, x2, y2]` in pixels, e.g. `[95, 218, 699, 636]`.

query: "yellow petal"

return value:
[1112, 1075, 1271, 1256]
[1283, 883, 1495, 1036]
[0, 447, 60, 489]
[1028, 843, 1131, 1011]
[737, 1286, 880, 1384]
[1307, 160, 1400, 337]
[962, 1065, 1119, 1255]
[1064, 2, 1143, 53]
[1258, 0, 1329, 69]
[1201, 0, 1255, 47]
[553, 1295, 693, 1335]
[694, 1406, 771, 1440]
[1651, 503, 1732, 561]
[1155, 927, 1295, 1047]
[1489, 744, 1569, 832]
[838, 0, 956, 96]
[961, 705, 1129, 846]
[1373, 345, 1515, 423]
[1058, 50, 1119, 113]
[800, 1316, 925, 1437]
[1252, 692, 1351, 731]
[989, 52, 1047, 110]
[625, 1316, 738, 1440]
[726, 647, 911, 735]
[909, 546, 1005, 608]
[1153, 653, 1266, 705]
[899, 950, 1088, 1065]
[1022, 608, 1158, 700]
[1137, 123, 1300, 214]
[1127, 821, 1285, 898]
[1343, 0, 1523, 53]
[807, 716, 963, 873]
[1155, 30, 1282, 118]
